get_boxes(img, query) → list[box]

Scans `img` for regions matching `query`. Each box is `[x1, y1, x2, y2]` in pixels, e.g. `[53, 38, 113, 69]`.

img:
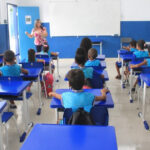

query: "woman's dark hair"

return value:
[4, 50, 15, 63]
[67, 69, 85, 90]
[75, 48, 86, 65]
[28, 49, 36, 62]
[130, 40, 137, 48]
[80, 38, 92, 60]
[43, 42, 49, 53]
[88, 48, 98, 59]
[137, 40, 145, 50]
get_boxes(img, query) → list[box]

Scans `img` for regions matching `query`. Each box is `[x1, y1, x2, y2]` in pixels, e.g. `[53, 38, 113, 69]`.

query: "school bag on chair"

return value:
[67, 108, 95, 125]
[44, 72, 54, 96]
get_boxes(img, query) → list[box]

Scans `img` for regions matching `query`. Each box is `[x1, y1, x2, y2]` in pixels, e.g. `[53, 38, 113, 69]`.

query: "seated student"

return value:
[49, 69, 108, 117]
[115, 40, 137, 79]
[0, 50, 28, 109]
[74, 48, 104, 89]
[80, 37, 92, 61]
[85, 48, 100, 67]
[130, 46, 150, 91]
[39, 42, 58, 57]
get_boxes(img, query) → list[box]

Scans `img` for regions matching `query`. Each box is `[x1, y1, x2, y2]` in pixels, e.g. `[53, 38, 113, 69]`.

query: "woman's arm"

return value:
[41, 27, 48, 37]
[49, 92, 62, 100]
[95, 88, 109, 101]
[130, 60, 147, 69]
[25, 31, 34, 38]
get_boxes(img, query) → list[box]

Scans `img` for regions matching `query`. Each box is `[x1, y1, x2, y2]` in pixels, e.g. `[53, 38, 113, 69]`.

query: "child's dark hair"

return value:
[130, 40, 137, 48]
[137, 40, 145, 50]
[43, 42, 49, 53]
[75, 48, 86, 65]
[67, 69, 85, 90]
[148, 46, 150, 53]
[28, 49, 36, 62]
[4, 50, 15, 63]
[80, 38, 92, 60]
[88, 48, 98, 59]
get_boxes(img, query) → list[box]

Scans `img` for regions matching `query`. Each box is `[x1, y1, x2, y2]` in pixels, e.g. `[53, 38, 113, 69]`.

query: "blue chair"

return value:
[0, 101, 21, 149]
[62, 106, 109, 126]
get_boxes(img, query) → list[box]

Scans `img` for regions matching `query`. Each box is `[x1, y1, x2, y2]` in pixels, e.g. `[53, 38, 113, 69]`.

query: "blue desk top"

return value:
[96, 55, 105, 60]
[140, 73, 150, 86]
[0, 80, 30, 96]
[71, 61, 106, 69]
[37, 57, 51, 65]
[118, 49, 133, 55]
[0, 101, 7, 113]
[120, 53, 134, 61]
[50, 89, 114, 108]
[21, 124, 118, 150]
[21, 68, 42, 78]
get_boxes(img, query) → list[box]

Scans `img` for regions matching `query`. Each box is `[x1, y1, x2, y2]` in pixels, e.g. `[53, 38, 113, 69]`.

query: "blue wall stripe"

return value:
[1, 21, 150, 58]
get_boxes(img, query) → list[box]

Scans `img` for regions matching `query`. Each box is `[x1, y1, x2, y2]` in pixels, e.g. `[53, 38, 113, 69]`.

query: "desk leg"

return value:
[20, 91, 33, 142]
[56, 56, 60, 82]
[0, 113, 3, 150]
[137, 80, 143, 110]
[55, 109, 59, 123]
[129, 69, 133, 103]
[121, 59, 125, 88]
[37, 76, 43, 115]
[138, 82, 149, 130]
[100, 43, 102, 55]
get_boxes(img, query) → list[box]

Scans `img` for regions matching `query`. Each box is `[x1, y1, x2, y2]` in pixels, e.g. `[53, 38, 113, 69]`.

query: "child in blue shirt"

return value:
[85, 48, 100, 67]
[74, 48, 104, 88]
[0, 50, 28, 108]
[49, 69, 108, 113]
[130, 41, 150, 91]
[115, 40, 137, 80]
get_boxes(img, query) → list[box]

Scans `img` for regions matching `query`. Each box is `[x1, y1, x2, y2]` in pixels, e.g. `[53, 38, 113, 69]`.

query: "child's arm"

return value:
[51, 52, 58, 56]
[130, 60, 147, 69]
[49, 92, 62, 100]
[21, 68, 28, 75]
[95, 88, 109, 101]
[100, 74, 104, 79]
[122, 46, 130, 51]
[37, 59, 45, 64]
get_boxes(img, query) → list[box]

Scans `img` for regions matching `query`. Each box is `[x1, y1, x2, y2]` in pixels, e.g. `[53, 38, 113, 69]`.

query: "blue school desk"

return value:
[96, 54, 105, 60]
[71, 61, 106, 69]
[21, 67, 44, 115]
[0, 79, 32, 142]
[138, 73, 150, 130]
[92, 40, 103, 55]
[0, 101, 6, 113]
[21, 124, 118, 150]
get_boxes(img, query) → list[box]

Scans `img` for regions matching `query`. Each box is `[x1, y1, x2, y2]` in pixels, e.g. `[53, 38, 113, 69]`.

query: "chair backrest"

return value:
[121, 37, 132, 43]
[89, 71, 103, 88]
[36, 54, 49, 59]
[21, 62, 44, 69]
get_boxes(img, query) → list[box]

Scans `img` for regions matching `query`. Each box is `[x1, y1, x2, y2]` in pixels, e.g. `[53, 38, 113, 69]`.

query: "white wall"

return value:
[1, 0, 150, 23]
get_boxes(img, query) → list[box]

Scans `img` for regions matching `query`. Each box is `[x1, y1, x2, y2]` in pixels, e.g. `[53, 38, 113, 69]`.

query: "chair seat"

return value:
[2, 112, 14, 123]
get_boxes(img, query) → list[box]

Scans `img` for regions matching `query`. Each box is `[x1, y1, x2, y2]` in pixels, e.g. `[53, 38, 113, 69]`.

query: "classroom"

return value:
[0, 0, 150, 149]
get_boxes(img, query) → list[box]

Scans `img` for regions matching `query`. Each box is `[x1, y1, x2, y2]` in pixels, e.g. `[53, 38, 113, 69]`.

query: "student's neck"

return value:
[6, 62, 14, 66]
[72, 89, 83, 92]
[139, 49, 144, 51]
[89, 59, 95, 61]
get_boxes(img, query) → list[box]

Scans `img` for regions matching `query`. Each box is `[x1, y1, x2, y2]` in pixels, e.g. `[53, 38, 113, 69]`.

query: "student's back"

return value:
[62, 91, 94, 112]
[85, 59, 100, 67]
[134, 50, 149, 58]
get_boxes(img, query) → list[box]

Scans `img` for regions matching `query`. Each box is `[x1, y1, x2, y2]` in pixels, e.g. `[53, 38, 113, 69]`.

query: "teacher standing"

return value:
[25, 19, 48, 52]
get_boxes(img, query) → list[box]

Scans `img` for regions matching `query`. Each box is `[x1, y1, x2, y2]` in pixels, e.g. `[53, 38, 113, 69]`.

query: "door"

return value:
[7, 4, 19, 60]
[18, 7, 40, 61]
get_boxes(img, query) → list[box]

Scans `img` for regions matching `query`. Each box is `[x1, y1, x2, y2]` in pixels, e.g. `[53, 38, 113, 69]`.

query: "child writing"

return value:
[85, 48, 100, 67]
[115, 40, 137, 79]
[49, 69, 108, 114]
[0, 50, 28, 109]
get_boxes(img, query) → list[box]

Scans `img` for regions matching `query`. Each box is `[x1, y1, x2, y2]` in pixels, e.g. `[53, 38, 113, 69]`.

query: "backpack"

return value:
[44, 72, 54, 96]
[67, 108, 95, 125]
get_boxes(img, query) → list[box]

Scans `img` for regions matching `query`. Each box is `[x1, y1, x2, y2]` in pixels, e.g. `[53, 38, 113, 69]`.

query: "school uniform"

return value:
[134, 50, 149, 58]
[62, 90, 95, 112]
[130, 48, 138, 52]
[85, 59, 100, 67]
[146, 58, 150, 66]
[0, 64, 21, 76]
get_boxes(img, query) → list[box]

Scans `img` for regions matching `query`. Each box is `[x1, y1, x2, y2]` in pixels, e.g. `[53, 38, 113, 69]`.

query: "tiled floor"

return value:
[2, 58, 150, 150]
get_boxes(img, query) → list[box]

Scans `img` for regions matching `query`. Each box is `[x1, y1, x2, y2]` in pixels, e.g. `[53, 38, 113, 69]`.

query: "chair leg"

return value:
[42, 75, 47, 98]
[12, 116, 21, 138]
[2, 123, 8, 150]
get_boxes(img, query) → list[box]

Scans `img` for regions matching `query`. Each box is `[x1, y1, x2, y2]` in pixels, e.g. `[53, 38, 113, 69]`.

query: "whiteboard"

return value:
[48, 0, 120, 36]
[18, 0, 121, 36]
